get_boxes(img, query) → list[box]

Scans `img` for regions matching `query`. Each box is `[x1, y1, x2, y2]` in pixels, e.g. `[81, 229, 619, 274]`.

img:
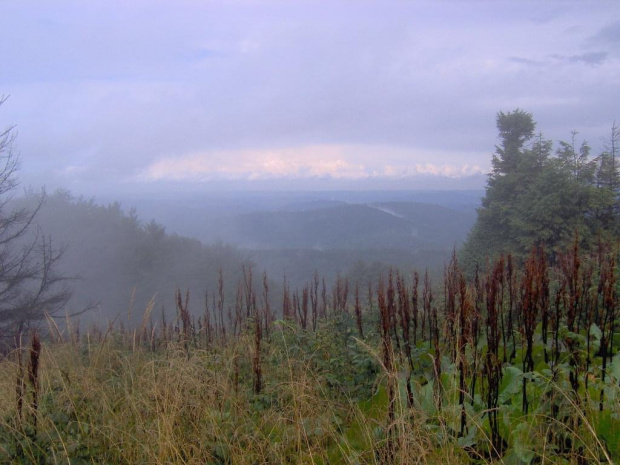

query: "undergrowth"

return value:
[1, 241, 619, 464]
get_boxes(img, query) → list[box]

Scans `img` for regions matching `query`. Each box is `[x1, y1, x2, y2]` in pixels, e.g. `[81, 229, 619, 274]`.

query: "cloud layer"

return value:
[139, 144, 486, 183]
[0, 1, 618, 192]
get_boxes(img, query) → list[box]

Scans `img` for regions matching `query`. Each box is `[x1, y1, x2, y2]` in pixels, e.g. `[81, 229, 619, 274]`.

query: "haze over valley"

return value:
[18, 188, 480, 322]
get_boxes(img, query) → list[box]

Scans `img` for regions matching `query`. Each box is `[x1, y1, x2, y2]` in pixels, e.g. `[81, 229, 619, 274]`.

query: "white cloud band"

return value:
[139, 144, 487, 182]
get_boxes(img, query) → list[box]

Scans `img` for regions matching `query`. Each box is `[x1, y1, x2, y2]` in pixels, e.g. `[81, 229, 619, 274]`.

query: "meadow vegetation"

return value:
[1, 239, 619, 464]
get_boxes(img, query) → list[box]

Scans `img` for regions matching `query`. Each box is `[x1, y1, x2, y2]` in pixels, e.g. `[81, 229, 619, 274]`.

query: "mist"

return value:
[0, 1, 618, 323]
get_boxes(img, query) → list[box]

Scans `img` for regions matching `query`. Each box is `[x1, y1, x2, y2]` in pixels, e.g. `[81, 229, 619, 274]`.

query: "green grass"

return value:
[1, 315, 616, 464]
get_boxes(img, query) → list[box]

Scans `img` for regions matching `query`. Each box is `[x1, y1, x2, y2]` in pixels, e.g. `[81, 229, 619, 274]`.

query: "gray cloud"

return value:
[551, 51, 609, 65]
[0, 1, 618, 194]
[508, 57, 545, 67]
[569, 51, 608, 65]
[590, 20, 620, 46]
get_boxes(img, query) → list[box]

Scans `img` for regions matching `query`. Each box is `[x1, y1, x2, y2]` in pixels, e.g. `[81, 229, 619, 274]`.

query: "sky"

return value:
[0, 0, 619, 195]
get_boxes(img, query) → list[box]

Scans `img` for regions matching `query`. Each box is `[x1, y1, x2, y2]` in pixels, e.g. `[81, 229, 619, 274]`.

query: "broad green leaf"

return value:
[499, 366, 523, 404]
[457, 423, 478, 448]
[418, 382, 438, 416]
[511, 422, 536, 464]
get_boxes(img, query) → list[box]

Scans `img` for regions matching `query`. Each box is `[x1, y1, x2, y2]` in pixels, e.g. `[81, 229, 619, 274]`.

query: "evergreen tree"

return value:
[461, 110, 617, 271]
[461, 110, 539, 268]
[594, 122, 620, 234]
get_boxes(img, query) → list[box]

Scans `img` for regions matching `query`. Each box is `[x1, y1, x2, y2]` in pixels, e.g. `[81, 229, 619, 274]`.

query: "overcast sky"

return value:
[0, 1, 618, 194]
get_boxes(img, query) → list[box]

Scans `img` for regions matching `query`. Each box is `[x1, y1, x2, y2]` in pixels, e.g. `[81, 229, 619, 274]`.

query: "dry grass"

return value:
[2, 247, 619, 465]
[0, 323, 477, 464]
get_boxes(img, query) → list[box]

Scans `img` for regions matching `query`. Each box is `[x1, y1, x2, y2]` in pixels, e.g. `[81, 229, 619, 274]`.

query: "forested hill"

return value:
[198, 202, 475, 250]
[13, 190, 250, 324]
[203, 200, 476, 287]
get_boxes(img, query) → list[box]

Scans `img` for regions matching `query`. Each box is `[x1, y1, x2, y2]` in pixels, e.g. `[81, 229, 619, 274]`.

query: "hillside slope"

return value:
[201, 201, 475, 251]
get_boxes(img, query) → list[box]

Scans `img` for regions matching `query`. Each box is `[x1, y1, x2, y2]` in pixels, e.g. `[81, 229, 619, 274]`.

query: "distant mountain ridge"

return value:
[201, 201, 476, 251]
[41, 189, 481, 291]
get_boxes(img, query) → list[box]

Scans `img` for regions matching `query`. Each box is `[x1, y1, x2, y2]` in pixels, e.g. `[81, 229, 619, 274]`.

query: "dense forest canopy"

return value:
[461, 109, 619, 270]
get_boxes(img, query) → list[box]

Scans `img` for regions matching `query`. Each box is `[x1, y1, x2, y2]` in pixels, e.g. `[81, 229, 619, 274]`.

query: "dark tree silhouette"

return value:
[0, 97, 70, 350]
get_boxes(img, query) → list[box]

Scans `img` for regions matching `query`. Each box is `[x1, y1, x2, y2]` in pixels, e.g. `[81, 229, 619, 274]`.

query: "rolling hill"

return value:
[200, 201, 476, 252]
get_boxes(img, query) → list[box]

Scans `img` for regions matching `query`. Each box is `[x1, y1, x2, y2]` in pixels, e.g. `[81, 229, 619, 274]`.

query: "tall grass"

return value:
[1, 241, 619, 464]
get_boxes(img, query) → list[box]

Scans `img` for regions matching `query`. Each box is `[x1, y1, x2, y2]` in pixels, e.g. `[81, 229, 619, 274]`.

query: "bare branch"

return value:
[0, 98, 72, 351]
